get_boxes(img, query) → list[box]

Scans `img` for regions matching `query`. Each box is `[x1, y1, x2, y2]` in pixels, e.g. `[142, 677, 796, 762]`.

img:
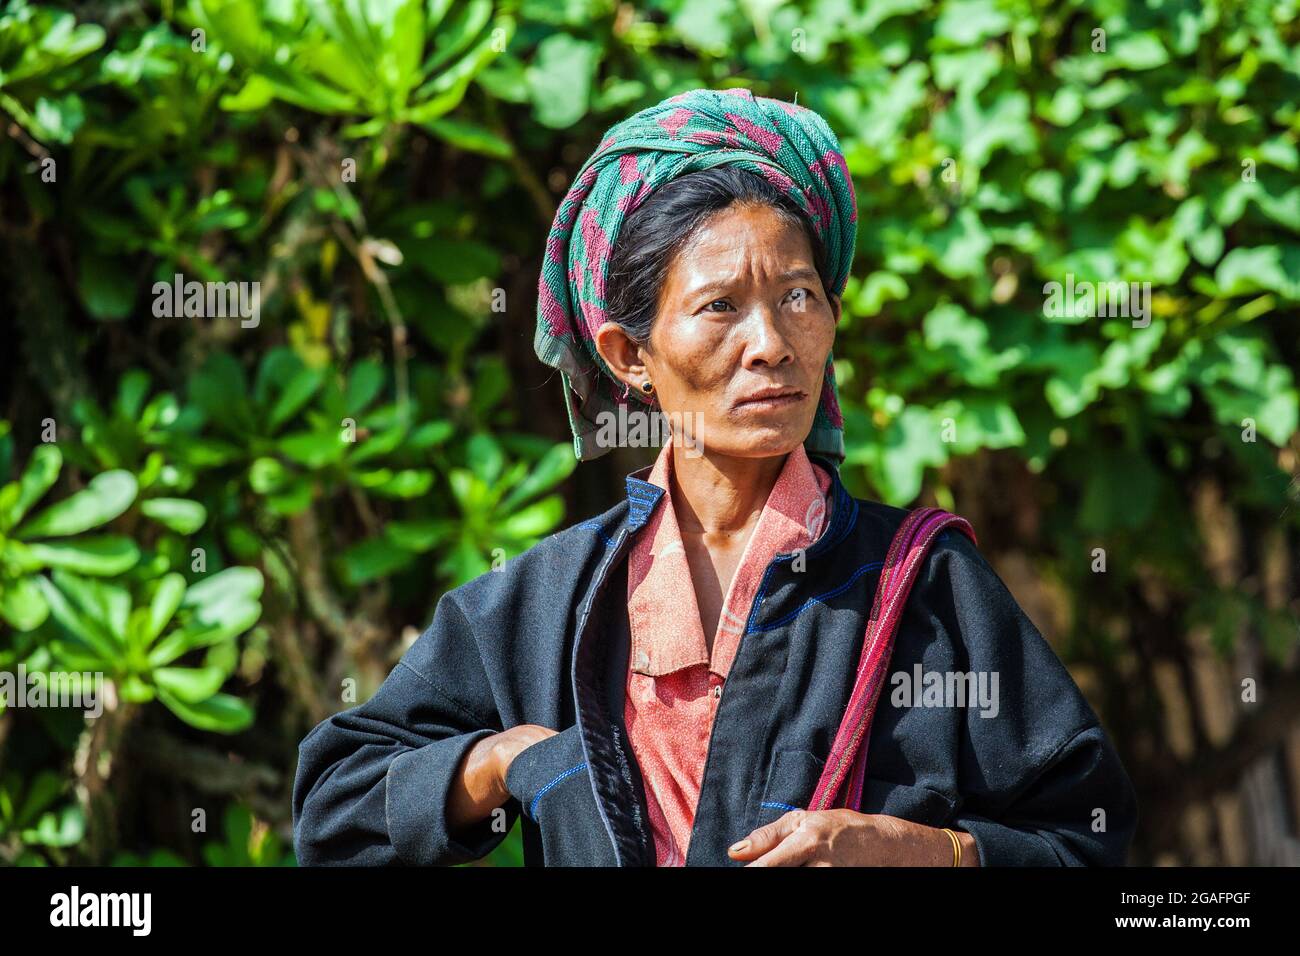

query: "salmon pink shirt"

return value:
[624, 437, 833, 866]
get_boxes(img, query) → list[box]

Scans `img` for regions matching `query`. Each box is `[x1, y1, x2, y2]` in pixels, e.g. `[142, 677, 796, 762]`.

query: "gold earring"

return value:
[640, 380, 654, 395]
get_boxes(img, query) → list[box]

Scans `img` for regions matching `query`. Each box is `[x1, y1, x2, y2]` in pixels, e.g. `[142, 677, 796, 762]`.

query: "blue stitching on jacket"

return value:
[743, 491, 861, 632]
[747, 560, 884, 633]
[577, 521, 616, 548]
[761, 800, 801, 812]
[528, 762, 588, 821]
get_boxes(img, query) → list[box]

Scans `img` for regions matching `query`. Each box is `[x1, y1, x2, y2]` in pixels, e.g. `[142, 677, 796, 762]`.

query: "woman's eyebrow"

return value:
[683, 280, 735, 300]
[685, 267, 820, 300]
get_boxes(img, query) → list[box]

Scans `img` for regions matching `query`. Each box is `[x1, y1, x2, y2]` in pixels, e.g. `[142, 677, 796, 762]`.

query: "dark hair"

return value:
[605, 166, 832, 345]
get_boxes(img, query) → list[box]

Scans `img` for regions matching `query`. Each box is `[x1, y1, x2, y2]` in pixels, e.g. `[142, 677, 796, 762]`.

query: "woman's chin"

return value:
[709, 419, 811, 458]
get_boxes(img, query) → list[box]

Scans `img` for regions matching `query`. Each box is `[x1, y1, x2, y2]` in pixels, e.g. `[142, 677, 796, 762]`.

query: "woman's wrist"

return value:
[446, 732, 510, 831]
[934, 825, 979, 867]
[468, 732, 512, 807]
[905, 820, 978, 866]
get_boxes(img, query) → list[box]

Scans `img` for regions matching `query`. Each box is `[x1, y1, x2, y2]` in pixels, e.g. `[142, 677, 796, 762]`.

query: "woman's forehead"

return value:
[668, 204, 816, 290]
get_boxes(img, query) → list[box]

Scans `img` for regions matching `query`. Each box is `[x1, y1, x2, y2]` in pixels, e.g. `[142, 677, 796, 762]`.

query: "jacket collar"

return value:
[623, 465, 664, 533]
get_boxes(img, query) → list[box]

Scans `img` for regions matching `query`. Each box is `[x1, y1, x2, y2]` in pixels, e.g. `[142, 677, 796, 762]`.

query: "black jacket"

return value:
[291, 456, 1139, 866]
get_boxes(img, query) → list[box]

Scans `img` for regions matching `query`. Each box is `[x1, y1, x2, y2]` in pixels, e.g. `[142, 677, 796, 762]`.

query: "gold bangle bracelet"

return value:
[942, 827, 961, 867]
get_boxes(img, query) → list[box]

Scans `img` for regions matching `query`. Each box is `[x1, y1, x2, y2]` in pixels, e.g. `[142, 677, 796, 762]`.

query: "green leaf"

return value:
[189, 353, 254, 435]
[30, 93, 86, 143]
[499, 443, 576, 513]
[934, 0, 1009, 46]
[339, 537, 416, 585]
[16, 470, 137, 539]
[147, 601, 261, 667]
[358, 469, 433, 498]
[24, 536, 140, 576]
[0, 577, 49, 632]
[14, 772, 63, 828]
[77, 254, 136, 321]
[922, 303, 1019, 386]
[851, 272, 909, 317]
[157, 689, 253, 733]
[927, 208, 993, 279]
[119, 673, 156, 703]
[182, 567, 264, 616]
[154, 666, 227, 704]
[408, 420, 454, 449]
[267, 366, 325, 431]
[497, 494, 564, 539]
[348, 424, 407, 465]
[146, 573, 187, 645]
[22, 804, 85, 848]
[404, 237, 500, 284]
[670, 0, 734, 51]
[343, 360, 385, 413]
[384, 519, 452, 552]
[1109, 33, 1169, 71]
[33, 576, 120, 662]
[1214, 246, 1300, 300]
[6, 444, 61, 531]
[421, 117, 512, 158]
[249, 457, 289, 493]
[935, 398, 1026, 453]
[50, 569, 130, 642]
[278, 430, 346, 469]
[115, 370, 152, 421]
[466, 433, 504, 486]
[526, 34, 597, 129]
[140, 498, 207, 534]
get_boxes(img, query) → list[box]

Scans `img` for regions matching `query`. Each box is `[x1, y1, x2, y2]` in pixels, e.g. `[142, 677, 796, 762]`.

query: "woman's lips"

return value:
[733, 389, 807, 410]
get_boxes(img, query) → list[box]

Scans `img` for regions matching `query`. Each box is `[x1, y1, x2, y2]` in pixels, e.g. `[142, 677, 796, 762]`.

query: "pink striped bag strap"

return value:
[807, 506, 977, 813]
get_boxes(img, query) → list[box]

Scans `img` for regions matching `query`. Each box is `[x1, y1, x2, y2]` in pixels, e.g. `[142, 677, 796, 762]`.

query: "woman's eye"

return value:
[786, 288, 813, 305]
[704, 299, 732, 313]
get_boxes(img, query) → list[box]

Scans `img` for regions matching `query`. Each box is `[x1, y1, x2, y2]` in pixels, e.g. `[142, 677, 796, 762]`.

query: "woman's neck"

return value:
[668, 443, 786, 535]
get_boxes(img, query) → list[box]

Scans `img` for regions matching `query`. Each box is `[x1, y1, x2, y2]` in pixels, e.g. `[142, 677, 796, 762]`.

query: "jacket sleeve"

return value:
[291, 590, 519, 866]
[906, 529, 1139, 866]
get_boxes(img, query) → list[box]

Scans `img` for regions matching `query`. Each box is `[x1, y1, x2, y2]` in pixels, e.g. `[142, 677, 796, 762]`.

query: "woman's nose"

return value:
[740, 305, 794, 368]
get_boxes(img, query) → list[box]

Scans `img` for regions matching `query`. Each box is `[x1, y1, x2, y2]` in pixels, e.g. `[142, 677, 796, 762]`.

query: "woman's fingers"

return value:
[745, 822, 821, 867]
[728, 809, 814, 862]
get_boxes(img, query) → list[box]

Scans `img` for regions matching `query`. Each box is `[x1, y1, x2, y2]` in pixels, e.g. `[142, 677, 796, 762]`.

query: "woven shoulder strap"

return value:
[806, 507, 977, 813]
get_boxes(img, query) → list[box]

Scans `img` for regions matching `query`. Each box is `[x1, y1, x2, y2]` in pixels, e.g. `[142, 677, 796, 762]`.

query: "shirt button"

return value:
[711, 684, 722, 699]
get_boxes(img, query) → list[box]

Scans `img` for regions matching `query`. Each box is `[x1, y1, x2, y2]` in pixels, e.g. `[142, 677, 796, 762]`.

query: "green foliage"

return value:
[0, 442, 139, 631]
[0, 1, 105, 143]
[110, 803, 296, 866]
[199, 804, 296, 866]
[0, 771, 85, 865]
[190, 0, 517, 154]
[36, 567, 261, 732]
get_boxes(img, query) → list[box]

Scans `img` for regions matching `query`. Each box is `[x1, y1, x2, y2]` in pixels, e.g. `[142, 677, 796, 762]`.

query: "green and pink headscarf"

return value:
[533, 87, 858, 462]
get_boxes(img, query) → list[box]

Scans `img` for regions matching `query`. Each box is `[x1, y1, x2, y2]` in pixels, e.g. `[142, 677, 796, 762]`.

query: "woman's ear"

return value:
[593, 321, 648, 390]
[829, 291, 842, 325]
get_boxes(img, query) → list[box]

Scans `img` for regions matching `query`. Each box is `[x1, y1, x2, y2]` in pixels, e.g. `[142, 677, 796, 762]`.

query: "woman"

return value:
[291, 89, 1138, 867]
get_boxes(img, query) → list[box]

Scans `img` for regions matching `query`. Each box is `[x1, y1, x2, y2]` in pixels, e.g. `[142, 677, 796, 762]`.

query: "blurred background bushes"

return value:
[0, 0, 1297, 866]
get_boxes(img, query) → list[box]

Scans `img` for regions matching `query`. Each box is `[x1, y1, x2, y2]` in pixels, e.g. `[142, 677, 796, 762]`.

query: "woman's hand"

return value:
[727, 809, 979, 866]
[488, 724, 560, 790]
[447, 725, 558, 832]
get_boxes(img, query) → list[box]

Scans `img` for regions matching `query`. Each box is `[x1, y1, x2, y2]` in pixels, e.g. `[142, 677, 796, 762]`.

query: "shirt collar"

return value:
[624, 436, 833, 677]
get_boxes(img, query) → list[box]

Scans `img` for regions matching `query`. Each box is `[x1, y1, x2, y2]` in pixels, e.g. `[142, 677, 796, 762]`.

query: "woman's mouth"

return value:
[733, 387, 807, 411]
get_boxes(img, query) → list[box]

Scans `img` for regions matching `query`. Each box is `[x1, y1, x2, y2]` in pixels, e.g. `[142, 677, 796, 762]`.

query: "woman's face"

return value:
[632, 201, 838, 460]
